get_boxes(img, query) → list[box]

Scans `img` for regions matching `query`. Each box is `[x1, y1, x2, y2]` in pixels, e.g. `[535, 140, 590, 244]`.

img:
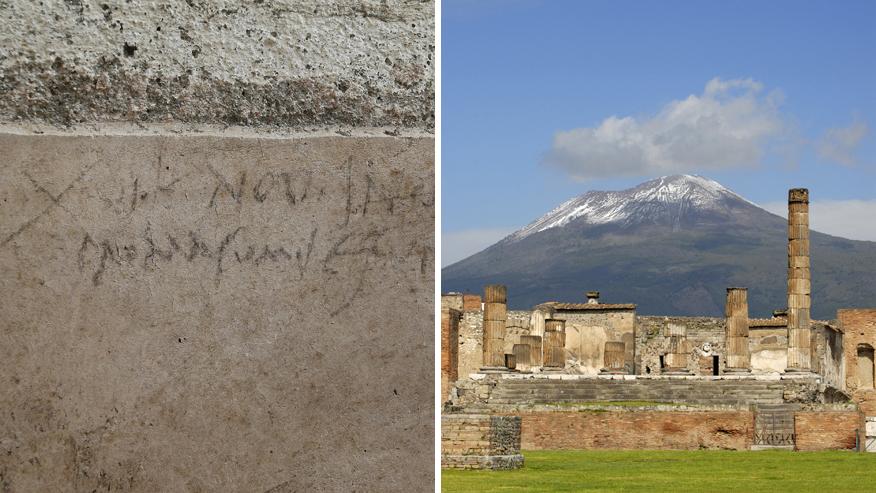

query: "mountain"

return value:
[442, 175, 876, 319]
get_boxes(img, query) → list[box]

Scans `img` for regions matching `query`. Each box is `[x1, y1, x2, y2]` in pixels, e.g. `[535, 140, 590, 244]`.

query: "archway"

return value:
[857, 344, 874, 389]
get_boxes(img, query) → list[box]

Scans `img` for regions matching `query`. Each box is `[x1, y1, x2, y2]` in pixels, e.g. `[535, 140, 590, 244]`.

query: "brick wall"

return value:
[441, 308, 461, 401]
[794, 411, 861, 451]
[463, 294, 482, 311]
[515, 410, 754, 450]
[838, 309, 876, 414]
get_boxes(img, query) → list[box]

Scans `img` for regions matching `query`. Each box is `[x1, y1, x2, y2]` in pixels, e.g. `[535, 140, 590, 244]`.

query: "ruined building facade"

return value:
[442, 188, 876, 468]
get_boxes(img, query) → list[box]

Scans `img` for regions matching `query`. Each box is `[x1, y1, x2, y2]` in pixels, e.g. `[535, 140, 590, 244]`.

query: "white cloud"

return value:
[761, 200, 876, 242]
[545, 78, 787, 180]
[817, 119, 870, 166]
[442, 227, 517, 266]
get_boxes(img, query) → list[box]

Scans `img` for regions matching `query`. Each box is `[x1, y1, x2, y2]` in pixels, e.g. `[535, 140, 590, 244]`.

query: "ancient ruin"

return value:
[441, 187, 876, 468]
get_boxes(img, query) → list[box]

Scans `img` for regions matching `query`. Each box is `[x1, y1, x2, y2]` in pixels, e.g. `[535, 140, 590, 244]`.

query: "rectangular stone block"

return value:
[788, 223, 809, 239]
[788, 239, 810, 256]
[789, 256, 810, 268]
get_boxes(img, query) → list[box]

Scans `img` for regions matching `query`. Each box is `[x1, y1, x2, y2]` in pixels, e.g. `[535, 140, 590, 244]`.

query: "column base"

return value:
[724, 368, 751, 374]
[541, 366, 565, 373]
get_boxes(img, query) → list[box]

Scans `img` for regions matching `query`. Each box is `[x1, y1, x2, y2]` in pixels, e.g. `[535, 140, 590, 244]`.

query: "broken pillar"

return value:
[543, 319, 566, 369]
[786, 188, 812, 372]
[601, 341, 626, 374]
[725, 287, 751, 373]
[481, 284, 508, 371]
[529, 309, 546, 337]
[520, 335, 543, 367]
[512, 344, 531, 372]
[663, 323, 690, 374]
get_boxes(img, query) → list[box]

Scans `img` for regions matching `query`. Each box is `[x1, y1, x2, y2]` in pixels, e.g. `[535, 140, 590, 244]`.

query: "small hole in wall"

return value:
[123, 43, 137, 57]
[645, 366, 651, 374]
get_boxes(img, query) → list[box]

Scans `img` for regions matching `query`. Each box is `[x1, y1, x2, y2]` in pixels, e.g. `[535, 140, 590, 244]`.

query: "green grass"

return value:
[442, 449, 876, 492]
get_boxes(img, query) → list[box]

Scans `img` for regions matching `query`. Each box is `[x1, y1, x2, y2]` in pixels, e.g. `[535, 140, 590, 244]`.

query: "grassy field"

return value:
[442, 450, 876, 492]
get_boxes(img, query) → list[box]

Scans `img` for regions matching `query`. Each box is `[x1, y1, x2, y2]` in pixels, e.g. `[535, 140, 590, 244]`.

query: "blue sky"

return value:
[442, 0, 876, 265]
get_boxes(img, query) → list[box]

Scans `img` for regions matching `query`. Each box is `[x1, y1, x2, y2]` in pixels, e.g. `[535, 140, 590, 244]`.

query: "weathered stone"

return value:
[786, 188, 811, 371]
[0, 1, 434, 129]
[0, 130, 434, 491]
[441, 414, 523, 470]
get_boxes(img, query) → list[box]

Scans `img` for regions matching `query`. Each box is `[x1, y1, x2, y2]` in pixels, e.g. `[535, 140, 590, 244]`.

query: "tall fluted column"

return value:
[481, 284, 508, 370]
[725, 287, 750, 373]
[787, 188, 811, 372]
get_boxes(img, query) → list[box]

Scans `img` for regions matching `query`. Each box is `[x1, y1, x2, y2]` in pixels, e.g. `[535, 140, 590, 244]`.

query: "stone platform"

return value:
[441, 414, 524, 470]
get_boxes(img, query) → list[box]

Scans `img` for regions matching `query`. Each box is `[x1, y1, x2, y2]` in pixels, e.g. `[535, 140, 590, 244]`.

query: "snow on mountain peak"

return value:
[507, 175, 756, 242]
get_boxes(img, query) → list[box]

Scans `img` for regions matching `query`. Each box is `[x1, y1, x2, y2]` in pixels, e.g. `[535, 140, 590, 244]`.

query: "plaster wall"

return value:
[552, 310, 635, 375]
[0, 131, 434, 492]
[0, 1, 435, 490]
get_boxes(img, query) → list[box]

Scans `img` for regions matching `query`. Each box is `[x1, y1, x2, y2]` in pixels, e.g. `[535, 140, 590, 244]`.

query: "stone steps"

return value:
[487, 378, 792, 406]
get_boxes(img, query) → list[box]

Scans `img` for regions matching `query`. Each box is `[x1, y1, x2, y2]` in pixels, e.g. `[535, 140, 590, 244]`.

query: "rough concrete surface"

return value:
[0, 0, 434, 128]
[0, 129, 434, 491]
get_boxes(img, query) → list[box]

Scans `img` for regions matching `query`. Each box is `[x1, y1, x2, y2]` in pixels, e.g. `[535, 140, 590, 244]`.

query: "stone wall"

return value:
[516, 410, 754, 450]
[459, 311, 484, 379]
[794, 411, 861, 451]
[505, 310, 533, 358]
[551, 309, 635, 374]
[636, 316, 726, 375]
[441, 414, 523, 470]
[749, 325, 788, 373]
[0, 1, 435, 491]
[813, 324, 845, 390]
[442, 293, 464, 312]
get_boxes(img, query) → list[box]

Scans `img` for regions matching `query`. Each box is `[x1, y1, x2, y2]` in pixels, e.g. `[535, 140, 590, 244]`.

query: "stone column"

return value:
[601, 341, 626, 374]
[787, 188, 812, 372]
[512, 344, 531, 372]
[543, 319, 566, 369]
[663, 324, 690, 374]
[520, 335, 543, 367]
[529, 309, 546, 337]
[481, 284, 508, 370]
[725, 287, 751, 373]
[441, 308, 462, 400]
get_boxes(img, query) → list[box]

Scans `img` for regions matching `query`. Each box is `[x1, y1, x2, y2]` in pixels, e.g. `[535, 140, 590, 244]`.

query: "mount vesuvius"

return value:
[442, 175, 876, 319]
